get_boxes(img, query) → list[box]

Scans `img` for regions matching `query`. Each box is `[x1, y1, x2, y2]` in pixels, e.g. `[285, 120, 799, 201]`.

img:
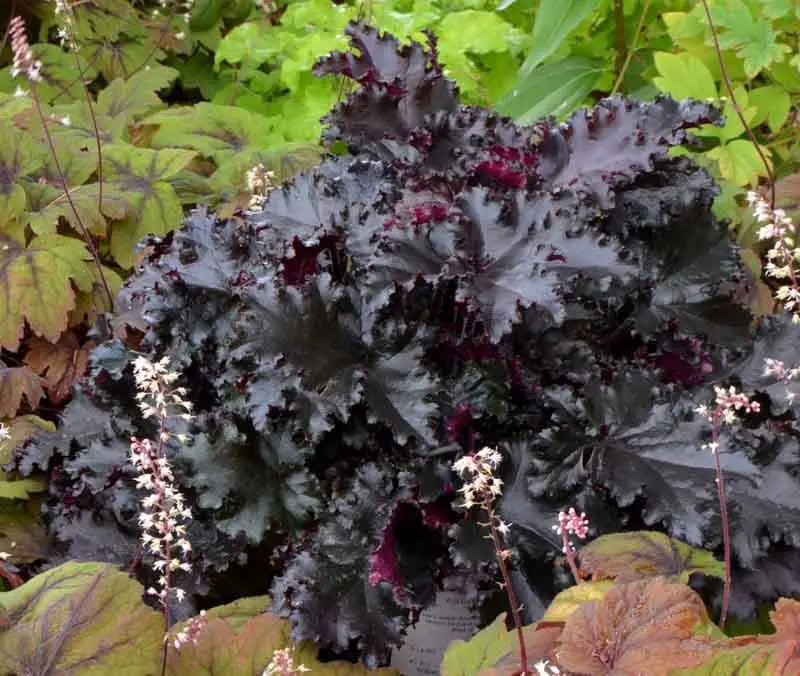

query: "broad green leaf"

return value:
[520, 0, 601, 76]
[577, 531, 725, 583]
[94, 65, 179, 140]
[749, 85, 791, 133]
[145, 103, 282, 163]
[540, 581, 615, 624]
[0, 234, 95, 351]
[653, 52, 717, 101]
[215, 21, 278, 68]
[101, 145, 196, 267]
[78, 34, 166, 83]
[440, 613, 514, 676]
[0, 561, 164, 674]
[70, 0, 141, 40]
[497, 57, 603, 124]
[711, 0, 791, 77]
[706, 139, 770, 186]
[437, 11, 523, 96]
[661, 11, 706, 45]
[190, 0, 226, 31]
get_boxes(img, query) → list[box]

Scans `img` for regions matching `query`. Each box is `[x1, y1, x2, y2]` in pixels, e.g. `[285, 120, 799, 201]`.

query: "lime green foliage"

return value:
[0, 562, 165, 675]
[440, 613, 515, 676]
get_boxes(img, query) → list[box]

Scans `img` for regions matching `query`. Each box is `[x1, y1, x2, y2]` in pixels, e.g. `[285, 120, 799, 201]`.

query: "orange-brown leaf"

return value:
[556, 577, 715, 675]
[771, 598, 800, 642]
[479, 623, 564, 676]
[0, 365, 45, 418]
[23, 332, 93, 404]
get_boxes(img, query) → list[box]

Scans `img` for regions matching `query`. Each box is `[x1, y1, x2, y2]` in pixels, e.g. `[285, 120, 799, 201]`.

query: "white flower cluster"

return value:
[695, 385, 759, 455]
[0, 423, 9, 442]
[453, 447, 504, 510]
[263, 647, 311, 676]
[533, 660, 561, 675]
[54, 0, 76, 50]
[130, 355, 194, 606]
[9, 16, 42, 82]
[245, 163, 276, 211]
[747, 191, 800, 321]
[172, 610, 207, 650]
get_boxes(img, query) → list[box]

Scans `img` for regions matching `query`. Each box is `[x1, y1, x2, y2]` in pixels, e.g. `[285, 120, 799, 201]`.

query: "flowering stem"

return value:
[487, 508, 528, 676]
[710, 421, 731, 629]
[559, 531, 582, 585]
[28, 81, 114, 311]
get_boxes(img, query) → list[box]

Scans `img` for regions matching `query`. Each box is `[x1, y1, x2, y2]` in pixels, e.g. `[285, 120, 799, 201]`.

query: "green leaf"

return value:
[0, 477, 46, 500]
[540, 581, 615, 623]
[0, 44, 100, 105]
[497, 57, 603, 124]
[0, 120, 46, 229]
[661, 11, 706, 45]
[749, 85, 791, 133]
[94, 65, 179, 140]
[440, 613, 515, 676]
[0, 234, 95, 351]
[215, 21, 278, 68]
[145, 103, 282, 163]
[653, 52, 717, 101]
[0, 561, 164, 675]
[190, 0, 226, 31]
[78, 34, 166, 83]
[520, 0, 602, 75]
[706, 139, 770, 187]
[711, 0, 791, 77]
[101, 145, 196, 268]
[437, 10, 522, 86]
[578, 531, 725, 584]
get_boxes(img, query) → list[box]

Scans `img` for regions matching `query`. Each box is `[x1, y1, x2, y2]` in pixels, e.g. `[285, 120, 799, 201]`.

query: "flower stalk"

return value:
[453, 447, 529, 676]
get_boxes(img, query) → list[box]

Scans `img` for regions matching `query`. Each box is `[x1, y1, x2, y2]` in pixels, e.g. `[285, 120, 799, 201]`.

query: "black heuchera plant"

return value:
[13, 22, 800, 667]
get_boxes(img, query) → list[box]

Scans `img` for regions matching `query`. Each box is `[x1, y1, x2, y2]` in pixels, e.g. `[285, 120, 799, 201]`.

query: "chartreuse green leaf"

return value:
[0, 234, 95, 351]
[436, 11, 522, 97]
[497, 57, 603, 124]
[519, 0, 602, 76]
[0, 561, 164, 675]
[215, 21, 278, 68]
[577, 531, 725, 583]
[711, 0, 791, 77]
[102, 145, 197, 268]
[653, 52, 717, 101]
[440, 613, 514, 676]
[707, 139, 770, 187]
[749, 85, 791, 133]
[540, 581, 615, 624]
[669, 643, 781, 675]
[167, 596, 399, 676]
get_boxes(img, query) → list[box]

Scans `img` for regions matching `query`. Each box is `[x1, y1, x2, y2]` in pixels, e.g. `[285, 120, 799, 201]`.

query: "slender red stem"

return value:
[711, 419, 732, 629]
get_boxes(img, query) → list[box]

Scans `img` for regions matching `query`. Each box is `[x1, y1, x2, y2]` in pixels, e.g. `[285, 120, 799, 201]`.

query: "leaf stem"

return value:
[487, 507, 529, 676]
[610, 0, 651, 96]
[698, 0, 776, 208]
[711, 420, 732, 629]
[29, 82, 115, 311]
[613, 0, 626, 81]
